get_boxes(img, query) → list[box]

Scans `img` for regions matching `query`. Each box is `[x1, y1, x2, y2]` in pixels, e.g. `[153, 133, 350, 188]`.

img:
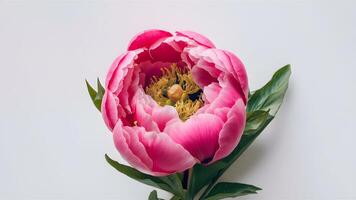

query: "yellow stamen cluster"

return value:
[145, 64, 203, 121]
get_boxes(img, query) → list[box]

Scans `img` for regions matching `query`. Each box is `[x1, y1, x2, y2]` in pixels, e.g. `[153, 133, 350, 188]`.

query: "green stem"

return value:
[182, 169, 193, 200]
[199, 176, 218, 200]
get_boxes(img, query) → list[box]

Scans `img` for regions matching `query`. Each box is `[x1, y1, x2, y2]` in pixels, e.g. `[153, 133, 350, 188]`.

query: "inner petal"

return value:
[145, 63, 204, 121]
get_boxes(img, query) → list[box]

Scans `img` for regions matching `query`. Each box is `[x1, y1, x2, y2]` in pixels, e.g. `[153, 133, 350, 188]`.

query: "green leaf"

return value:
[170, 196, 181, 200]
[85, 79, 97, 103]
[85, 79, 105, 111]
[105, 154, 184, 197]
[247, 64, 291, 115]
[191, 65, 291, 199]
[148, 190, 164, 200]
[97, 78, 105, 101]
[204, 182, 261, 200]
[148, 190, 158, 200]
[244, 110, 270, 135]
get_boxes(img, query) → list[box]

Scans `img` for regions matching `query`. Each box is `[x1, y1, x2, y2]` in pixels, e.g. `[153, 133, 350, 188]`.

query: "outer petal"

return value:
[210, 100, 246, 163]
[114, 120, 196, 176]
[113, 121, 152, 173]
[138, 131, 197, 176]
[212, 107, 230, 122]
[105, 53, 125, 88]
[224, 51, 249, 101]
[176, 30, 215, 48]
[106, 51, 137, 92]
[101, 90, 118, 131]
[128, 29, 172, 51]
[201, 48, 248, 102]
[164, 114, 224, 162]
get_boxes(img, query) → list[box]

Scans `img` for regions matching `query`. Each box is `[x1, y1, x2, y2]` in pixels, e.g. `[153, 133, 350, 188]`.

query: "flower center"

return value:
[145, 64, 203, 121]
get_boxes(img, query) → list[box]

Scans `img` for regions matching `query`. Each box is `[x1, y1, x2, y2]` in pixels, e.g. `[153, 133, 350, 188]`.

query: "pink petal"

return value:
[205, 75, 243, 114]
[152, 105, 179, 131]
[199, 49, 248, 103]
[118, 66, 135, 113]
[224, 51, 249, 101]
[113, 121, 153, 173]
[138, 61, 175, 87]
[120, 66, 142, 115]
[114, 120, 196, 176]
[188, 48, 221, 88]
[176, 30, 215, 48]
[135, 49, 151, 63]
[181, 50, 195, 68]
[101, 90, 118, 131]
[210, 100, 246, 163]
[149, 38, 182, 63]
[128, 29, 173, 51]
[164, 114, 224, 162]
[191, 66, 218, 88]
[212, 107, 230, 122]
[202, 83, 221, 103]
[171, 36, 191, 51]
[133, 89, 160, 132]
[105, 53, 125, 88]
[196, 59, 221, 78]
[138, 131, 197, 175]
[106, 51, 137, 93]
[185, 46, 208, 64]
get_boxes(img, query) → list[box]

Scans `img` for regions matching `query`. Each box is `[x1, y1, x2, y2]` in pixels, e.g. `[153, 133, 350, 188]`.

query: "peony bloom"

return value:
[102, 29, 248, 176]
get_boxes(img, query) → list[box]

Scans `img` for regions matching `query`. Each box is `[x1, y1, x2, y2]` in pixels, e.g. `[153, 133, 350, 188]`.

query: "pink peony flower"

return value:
[102, 29, 248, 176]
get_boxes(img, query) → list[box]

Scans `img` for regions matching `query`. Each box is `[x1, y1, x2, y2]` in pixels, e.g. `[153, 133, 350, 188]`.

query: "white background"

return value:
[1, 0, 355, 199]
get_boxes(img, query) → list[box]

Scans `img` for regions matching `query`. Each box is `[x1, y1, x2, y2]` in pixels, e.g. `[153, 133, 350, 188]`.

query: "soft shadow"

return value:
[221, 84, 295, 182]
[221, 141, 269, 181]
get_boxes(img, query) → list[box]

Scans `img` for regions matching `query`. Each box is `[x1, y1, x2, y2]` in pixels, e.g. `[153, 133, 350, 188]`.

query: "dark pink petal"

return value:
[149, 38, 182, 63]
[176, 30, 215, 48]
[138, 130, 197, 175]
[191, 66, 217, 88]
[164, 114, 224, 162]
[210, 100, 246, 163]
[128, 29, 173, 51]
[135, 49, 151, 63]
[113, 121, 153, 173]
[102, 90, 118, 131]
[138, 61, 174, 87]
[171, 36, 191, 51]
